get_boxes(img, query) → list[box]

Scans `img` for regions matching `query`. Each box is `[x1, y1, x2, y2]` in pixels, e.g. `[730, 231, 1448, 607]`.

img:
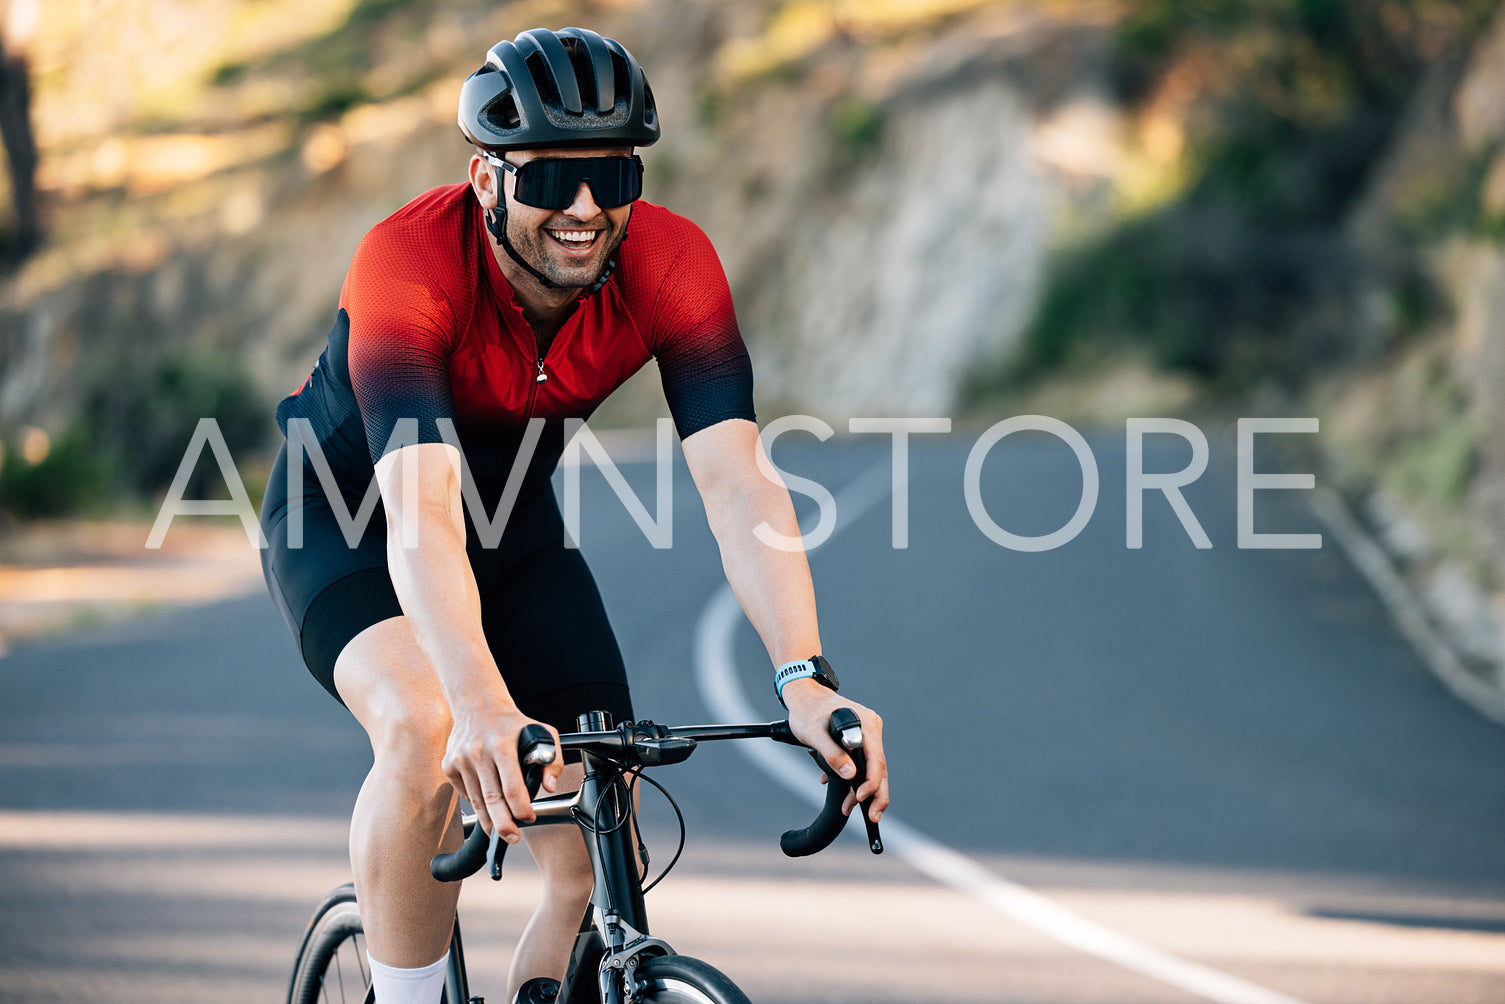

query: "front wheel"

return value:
[288, 885, 460, 1004]
[287, 884, 373, 1004]
[632, 955, 753, 1004]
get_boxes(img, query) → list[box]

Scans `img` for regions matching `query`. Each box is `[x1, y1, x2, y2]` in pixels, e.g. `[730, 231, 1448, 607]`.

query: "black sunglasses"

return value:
[487, 154, 644, 210]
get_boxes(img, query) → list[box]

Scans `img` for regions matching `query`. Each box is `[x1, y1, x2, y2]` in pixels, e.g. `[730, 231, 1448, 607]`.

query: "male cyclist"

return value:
[259, 27, 888, 1004]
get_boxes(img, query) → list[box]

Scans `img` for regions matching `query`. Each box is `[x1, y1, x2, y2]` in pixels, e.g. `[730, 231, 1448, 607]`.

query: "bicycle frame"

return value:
[523, 711, 787, 1004]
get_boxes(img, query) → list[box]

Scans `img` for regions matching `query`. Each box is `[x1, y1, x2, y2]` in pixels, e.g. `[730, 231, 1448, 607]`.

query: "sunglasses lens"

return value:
[514, 157, 642, 210]
[590, 157, 643, 208]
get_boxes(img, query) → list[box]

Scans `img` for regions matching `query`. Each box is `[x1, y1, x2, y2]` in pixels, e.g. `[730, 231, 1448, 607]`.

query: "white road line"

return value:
[693, 462, 1313, 1004]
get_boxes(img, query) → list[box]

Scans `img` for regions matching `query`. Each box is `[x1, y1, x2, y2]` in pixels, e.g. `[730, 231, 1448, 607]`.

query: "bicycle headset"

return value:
[457, 27, 660, 291]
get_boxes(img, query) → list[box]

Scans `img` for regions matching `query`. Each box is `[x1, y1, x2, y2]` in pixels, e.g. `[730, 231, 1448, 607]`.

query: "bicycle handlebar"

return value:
[780, 707, 883, 857]
[430, 723, 556, 883]
[430, 710, 882, 883]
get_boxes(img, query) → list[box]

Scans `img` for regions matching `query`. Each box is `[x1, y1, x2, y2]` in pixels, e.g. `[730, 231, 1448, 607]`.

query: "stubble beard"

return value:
[508, 212, 628, 290]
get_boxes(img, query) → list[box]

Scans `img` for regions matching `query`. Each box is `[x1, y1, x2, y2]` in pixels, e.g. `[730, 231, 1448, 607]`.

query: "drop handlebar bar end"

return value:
[430, 724, 556, 883]
[780, 707, 884, 857]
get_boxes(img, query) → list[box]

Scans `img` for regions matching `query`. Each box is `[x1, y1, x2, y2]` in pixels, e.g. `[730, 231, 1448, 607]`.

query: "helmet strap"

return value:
[485, 199, 562, 291]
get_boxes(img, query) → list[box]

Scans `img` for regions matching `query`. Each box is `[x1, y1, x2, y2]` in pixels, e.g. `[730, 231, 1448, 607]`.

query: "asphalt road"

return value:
[2, 429, 1504, 1003]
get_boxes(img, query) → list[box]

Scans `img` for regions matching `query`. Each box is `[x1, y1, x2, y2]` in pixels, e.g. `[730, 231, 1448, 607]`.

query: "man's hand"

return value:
[442, 701, 564, 844]
[783, 678, 889, 822]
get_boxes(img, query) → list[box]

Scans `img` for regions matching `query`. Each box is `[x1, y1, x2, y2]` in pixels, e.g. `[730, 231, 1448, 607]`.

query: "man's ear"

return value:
[469, 153, 498, 210]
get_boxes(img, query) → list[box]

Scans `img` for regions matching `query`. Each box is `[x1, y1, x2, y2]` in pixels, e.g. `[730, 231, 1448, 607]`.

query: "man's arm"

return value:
[375, 443, 564, 840]
[681, 419, 889, 821]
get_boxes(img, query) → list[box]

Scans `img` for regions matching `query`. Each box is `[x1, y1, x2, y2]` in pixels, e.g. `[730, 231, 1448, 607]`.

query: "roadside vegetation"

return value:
[968, 0, 1499, 398]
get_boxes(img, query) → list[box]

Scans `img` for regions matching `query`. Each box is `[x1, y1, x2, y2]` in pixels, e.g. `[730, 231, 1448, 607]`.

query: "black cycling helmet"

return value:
[458, 27, 659, 151]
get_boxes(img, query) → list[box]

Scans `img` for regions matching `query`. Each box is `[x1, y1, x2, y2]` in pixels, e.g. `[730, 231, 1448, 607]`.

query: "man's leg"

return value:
[334, 616, 463, 972]
[507, 763, 594, 1001]
[334, 616, 605, 1003]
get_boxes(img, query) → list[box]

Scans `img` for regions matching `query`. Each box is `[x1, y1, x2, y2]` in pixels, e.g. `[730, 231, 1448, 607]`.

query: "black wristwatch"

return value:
[774, 655, 839, 708]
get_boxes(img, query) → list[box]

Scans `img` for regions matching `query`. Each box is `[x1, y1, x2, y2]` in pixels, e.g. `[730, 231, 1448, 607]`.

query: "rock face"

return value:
[1315, 5, 1505, 693]
[0, 5, 1118, 444]
[1448, 9, 1505, 557]
[742, 81, 1050, 416]
[656, 14, 1117, 418]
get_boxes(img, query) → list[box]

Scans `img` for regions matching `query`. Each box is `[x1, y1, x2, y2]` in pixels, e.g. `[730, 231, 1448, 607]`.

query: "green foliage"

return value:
[694, 86, 726, 129]
[994, 0, 1496, 401]
[0, 429, 115, 518]
[1465, 150, 1505, 243]
[1387, 268, 1446, 338]
[303, 82, 369, 122]
[1383, 352, 1478, 510]
[84, 350, 269, 498]
[228, 0, 438, 123]
[1117, 0, 1499, 224]
[1392, 417, 1477, 508]
[345, 0, 421, 27]
[828, 96, 885, 154]
[0, 351, 271, 518]
[1388, 146, 1501, 243]
[209, 60, 248, 87]
[1005, 214, 1258, 385]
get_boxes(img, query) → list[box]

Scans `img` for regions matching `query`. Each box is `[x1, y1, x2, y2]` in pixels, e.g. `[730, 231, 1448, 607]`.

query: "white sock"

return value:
[367, 950, 448, 1004]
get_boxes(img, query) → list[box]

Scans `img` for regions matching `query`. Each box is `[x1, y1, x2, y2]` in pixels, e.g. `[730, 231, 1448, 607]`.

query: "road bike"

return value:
[287, 707, 883, 1004]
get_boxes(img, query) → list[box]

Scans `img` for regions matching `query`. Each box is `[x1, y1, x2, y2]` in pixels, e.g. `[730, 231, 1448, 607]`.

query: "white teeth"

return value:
[550, 230, 597, 243]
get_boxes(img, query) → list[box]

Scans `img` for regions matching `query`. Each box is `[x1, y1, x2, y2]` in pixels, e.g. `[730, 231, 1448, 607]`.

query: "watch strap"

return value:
[775, 655, 836, 708]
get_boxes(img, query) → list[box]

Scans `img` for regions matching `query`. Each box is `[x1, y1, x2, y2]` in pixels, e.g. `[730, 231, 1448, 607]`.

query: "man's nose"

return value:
[564, 182, 602, 220]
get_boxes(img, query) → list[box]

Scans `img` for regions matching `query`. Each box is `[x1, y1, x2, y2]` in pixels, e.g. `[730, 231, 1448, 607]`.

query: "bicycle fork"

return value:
[575, 711, 674, 1004]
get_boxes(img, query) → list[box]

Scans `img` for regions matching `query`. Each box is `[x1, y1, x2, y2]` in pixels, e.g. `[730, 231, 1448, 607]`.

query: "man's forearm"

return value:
[704, 475, 822, 667]
[385, 506, 514, 712]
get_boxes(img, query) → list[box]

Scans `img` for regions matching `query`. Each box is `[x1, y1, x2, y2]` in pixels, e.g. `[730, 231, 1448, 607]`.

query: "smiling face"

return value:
[471, 145, 635, 293]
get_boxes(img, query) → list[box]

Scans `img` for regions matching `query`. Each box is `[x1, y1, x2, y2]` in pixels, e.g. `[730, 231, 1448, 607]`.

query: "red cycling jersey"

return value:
[276, 183, 754, 498]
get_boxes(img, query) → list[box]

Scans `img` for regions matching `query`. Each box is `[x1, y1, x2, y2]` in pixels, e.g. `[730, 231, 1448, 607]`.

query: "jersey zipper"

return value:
[521, 290, 592, 420]
[524, 339, 544, 422]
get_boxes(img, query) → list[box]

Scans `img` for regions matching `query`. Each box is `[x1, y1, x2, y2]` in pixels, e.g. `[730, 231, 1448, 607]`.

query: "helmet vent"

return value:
[485, 93, 521, 131]
[642, 80, 657, 127]
[561, 37, 598, 101]
[613, 57, 631, 109]
[526, 51, 562, 108]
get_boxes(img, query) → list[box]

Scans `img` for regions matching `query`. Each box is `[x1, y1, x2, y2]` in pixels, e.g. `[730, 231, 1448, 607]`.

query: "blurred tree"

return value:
[0, 0, 40, 265]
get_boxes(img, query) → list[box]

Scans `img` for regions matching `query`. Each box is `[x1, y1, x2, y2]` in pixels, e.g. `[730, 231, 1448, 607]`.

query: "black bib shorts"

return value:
[259, 443, 633, 739]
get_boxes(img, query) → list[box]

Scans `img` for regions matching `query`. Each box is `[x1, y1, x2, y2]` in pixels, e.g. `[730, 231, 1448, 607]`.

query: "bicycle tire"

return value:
[632, 955, 753, 1004]
[288, 884, 377, 1004]
[289, 884, 463, 1004]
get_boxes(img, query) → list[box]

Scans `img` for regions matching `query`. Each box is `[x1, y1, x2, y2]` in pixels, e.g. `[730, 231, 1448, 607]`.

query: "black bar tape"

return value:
[431, 724, 555, 882]
[779, 747, 853, 857]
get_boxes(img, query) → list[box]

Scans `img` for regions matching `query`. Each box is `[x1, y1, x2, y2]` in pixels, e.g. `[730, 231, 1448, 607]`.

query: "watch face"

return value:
[812, 655, 838, 690]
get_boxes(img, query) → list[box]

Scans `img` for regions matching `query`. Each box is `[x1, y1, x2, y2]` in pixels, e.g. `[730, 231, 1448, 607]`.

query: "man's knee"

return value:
[335, 617, 454, 769]
[371, 695, 453, 768]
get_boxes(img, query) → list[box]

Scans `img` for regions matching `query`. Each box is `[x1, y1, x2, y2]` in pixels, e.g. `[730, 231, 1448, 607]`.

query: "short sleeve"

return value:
[647, 221, 756, 439]
[342, 225, 461, 463]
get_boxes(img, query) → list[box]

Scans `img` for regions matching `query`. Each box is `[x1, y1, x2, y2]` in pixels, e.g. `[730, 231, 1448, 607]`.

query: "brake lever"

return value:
[486, 729, 557, 880]
[826, 707, 882, 854]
